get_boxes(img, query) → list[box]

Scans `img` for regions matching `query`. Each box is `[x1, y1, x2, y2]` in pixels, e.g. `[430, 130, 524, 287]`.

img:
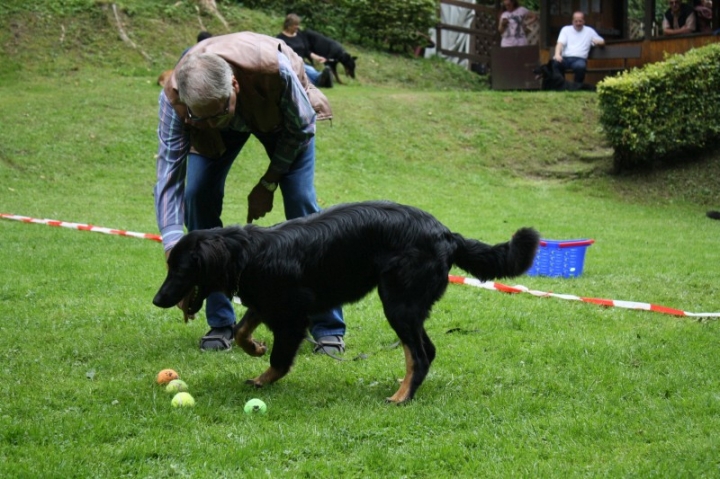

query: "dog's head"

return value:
[153, 228, 246, 321]
[339, 53, 357, 79]
[532, 62, 551, 81]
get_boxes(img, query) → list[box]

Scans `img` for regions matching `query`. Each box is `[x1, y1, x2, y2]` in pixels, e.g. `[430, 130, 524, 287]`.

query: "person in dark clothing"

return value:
[277, 13, 333, 88]
[662, 0, 697, 35]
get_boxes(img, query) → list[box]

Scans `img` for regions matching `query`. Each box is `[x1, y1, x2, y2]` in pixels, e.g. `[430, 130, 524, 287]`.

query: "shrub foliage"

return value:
[237, 0, 437, 53]
[597, 43, 720, 170]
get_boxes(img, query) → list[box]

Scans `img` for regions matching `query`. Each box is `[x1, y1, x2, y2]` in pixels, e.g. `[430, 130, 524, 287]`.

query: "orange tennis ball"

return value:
[156, 369, 179, 385]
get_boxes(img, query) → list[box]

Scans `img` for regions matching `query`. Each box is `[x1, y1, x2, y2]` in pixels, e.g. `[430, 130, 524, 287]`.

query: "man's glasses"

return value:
[186, 97, 231, 122]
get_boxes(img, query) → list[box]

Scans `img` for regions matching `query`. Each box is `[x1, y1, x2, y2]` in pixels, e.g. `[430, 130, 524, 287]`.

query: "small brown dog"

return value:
[157, 69, 173, 87]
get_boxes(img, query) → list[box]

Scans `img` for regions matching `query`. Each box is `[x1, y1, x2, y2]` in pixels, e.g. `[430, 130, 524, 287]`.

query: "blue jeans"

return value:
[184, 133, 345, 339]
[559, 56, 587, 84]
[304, 64, 321, 86]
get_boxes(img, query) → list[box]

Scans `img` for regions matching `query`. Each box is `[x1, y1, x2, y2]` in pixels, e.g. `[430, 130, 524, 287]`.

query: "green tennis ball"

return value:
[244, 398, 267, 415]
[165, 379, 189, 394]
[171, 392, 195, 407]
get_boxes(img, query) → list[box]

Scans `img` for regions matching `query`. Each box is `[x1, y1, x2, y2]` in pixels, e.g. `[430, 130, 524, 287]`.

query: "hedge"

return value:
[597, 42, 720, 171]
[237, 0, 437, 53]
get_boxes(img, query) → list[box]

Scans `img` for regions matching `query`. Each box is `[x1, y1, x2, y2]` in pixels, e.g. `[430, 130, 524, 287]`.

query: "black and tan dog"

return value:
[304, 29, 357, 84]
[533, 60, 596, 91]
[153, 201, 539, 403]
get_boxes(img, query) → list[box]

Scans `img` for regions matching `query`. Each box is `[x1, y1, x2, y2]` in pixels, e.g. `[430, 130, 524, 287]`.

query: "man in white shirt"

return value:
[553, 11, 605, 84]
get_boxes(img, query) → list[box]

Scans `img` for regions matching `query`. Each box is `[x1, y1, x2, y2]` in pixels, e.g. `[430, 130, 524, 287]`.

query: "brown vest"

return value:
[164, 32, 332, 158]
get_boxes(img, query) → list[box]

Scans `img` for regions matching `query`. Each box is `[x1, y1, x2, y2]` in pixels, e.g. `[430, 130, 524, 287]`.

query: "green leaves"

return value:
[598, 43, 720, 170]
[349, 0, 436, 52]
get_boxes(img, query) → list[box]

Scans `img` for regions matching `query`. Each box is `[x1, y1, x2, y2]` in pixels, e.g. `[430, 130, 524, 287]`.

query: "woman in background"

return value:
[277, 13, 333, 87]
[498, 0, 537, 47]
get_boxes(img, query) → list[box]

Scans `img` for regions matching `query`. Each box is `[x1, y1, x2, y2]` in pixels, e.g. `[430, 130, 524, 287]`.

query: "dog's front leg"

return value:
[245, 367, 287, 388]
[246, 327, 305, 388]
[233, 309, 267, 357]
[331, 65, 342, 84]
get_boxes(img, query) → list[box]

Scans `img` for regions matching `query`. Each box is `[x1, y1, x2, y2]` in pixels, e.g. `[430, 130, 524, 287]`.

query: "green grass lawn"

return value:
[2, 3, 720, 478]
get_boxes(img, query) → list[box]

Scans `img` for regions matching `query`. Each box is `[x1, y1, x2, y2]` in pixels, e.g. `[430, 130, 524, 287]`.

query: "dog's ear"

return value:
[220, 227, 253, 288]
[192, 234, 237, 292]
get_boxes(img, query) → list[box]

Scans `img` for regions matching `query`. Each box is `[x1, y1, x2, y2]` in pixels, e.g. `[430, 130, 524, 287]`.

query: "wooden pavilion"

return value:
[435, 0, 720, 88]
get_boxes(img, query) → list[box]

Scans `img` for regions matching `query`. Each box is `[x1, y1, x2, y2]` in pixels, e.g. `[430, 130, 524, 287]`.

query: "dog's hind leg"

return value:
[233, 309, 267, 357]
[379, 257, 448, 403]
[379, 286, 440, 403]
[246, 325, 306, 388]
[422, 329, 436, 365]
[384, 325, 435, 404]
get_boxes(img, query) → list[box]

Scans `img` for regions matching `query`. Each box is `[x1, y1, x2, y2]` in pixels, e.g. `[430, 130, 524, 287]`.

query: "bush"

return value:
[236, 0, 349, 38]
[346, 0, 437, 52]
[236, 0, 437, 53]
[597, 43, 720, 171]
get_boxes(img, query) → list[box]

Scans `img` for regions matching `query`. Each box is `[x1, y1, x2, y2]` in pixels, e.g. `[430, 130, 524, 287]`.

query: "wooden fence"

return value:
[435, 0, 540, 70]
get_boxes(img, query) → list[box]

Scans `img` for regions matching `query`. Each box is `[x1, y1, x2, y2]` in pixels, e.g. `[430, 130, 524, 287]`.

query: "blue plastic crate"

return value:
[526, 238, 595, 278]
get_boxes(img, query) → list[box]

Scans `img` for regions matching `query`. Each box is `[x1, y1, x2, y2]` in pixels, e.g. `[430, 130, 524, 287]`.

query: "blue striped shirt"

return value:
[154, 51, 317, 251]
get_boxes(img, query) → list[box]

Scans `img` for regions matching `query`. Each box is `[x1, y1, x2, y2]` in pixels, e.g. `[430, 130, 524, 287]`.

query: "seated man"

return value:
[553, 11, 604, 84]
[662, 0, 697, 35]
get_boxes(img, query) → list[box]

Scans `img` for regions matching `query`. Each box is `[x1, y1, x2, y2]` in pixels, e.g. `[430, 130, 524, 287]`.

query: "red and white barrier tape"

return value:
[0, 213, 162, 243]
[3, 213, 717, 319]
[449, 275, 720, 319]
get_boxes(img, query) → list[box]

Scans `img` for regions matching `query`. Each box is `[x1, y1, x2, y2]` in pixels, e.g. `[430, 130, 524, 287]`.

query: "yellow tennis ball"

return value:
[165, 379, 189, 394]
[244, 398, 267, 415]
[171, 392, 195, 407]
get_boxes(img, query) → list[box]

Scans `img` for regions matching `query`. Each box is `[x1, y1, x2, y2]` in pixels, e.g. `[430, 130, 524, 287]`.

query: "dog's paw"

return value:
[237, 338, 267, 357]
[245, 378, 265, 388]
[251, 340, 267, 356]
[240, 339, 267, 357]
[385, 396, 412, 405]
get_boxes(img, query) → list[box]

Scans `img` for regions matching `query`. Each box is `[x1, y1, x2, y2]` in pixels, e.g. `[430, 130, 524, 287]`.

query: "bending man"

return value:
[154, 32, 346, 353]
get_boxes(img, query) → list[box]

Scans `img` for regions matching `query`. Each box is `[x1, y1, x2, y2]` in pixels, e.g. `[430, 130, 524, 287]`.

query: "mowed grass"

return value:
[2, 6, 720, 479]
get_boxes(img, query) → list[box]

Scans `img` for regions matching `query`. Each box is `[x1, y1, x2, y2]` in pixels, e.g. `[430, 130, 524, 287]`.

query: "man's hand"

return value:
[247, 184, 274, 223]
[310, 53, 327, 64]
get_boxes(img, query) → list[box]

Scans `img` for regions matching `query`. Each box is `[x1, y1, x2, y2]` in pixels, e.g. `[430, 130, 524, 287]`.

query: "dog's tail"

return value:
[452, 227, 540, 281]
[707, 211, 720, 220]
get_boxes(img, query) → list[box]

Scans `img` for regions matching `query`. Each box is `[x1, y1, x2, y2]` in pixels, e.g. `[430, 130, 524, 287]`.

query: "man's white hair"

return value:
[175, 53, 233, 107]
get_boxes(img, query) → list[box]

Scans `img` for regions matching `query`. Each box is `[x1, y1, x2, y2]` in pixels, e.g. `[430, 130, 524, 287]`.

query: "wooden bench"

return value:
[565, 44, 642, 79]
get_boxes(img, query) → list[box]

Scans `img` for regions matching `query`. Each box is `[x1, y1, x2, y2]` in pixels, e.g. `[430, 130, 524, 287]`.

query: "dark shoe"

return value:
[312, 335, 345, 355]
[319, 67, 333, 88]
[707, 211, 720, 220]
[200, 325, 234, 351]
